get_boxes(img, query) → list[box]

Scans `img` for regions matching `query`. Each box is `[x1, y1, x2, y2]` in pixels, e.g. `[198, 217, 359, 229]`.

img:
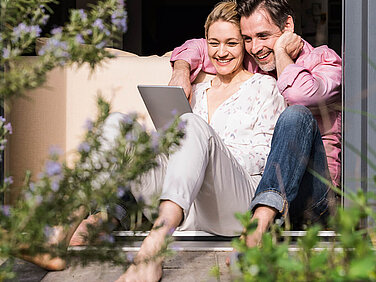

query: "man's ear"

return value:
[283, 15, 294, 32]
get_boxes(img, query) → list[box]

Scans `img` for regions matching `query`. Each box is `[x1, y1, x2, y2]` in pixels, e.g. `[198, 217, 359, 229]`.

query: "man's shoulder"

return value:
[299, 40, 341, 61]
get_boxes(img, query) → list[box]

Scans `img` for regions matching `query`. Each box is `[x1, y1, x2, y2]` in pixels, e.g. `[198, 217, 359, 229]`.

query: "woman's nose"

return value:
[218, 44, 228, 56]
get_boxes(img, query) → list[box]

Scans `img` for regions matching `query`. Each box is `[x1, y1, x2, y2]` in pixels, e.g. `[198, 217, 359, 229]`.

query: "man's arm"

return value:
[275, 37, 342, 108]
[169, 38, 217, 98]
[169, 60, 192, 99]
[273, 31, 304, 78]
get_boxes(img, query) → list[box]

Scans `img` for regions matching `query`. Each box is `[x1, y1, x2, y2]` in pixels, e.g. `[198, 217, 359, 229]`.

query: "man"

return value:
[169, 0, 341, 245]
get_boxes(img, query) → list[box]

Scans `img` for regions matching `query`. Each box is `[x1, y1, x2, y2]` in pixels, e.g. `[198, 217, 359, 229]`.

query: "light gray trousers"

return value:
[102, 112, 260, 236]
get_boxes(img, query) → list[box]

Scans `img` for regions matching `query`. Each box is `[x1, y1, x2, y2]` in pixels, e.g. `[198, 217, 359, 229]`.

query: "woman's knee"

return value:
[180, 113, 212, 137]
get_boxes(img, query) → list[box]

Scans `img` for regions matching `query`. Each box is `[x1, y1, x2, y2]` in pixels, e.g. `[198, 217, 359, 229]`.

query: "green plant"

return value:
[233, 186, 376, 281]
[0, 0, 186, 279]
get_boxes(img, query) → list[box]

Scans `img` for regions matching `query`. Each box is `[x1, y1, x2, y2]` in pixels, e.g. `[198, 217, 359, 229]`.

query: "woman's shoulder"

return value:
[192, 80, 211, 94]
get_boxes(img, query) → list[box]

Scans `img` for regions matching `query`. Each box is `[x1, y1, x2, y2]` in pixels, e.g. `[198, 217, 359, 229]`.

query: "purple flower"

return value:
[2, 48, 11, 59]
[4, 176, 13, 185]
[13, 23, 41, 39]
[75, 34, 85, 44]
[41, 15, 50, 25]
[49, 145, 63, 156]
[51, 27, 63, 35]
[45, 160, 62, 176]
[121, 114, 134, 125]
[178, 120, 187, 131]
[126, 253, 134, 262]
[117, 186, 129, 198]
[78, 9, 87, 21]
[111, 9, 127, 33]
[38, 38, 69, 59]
[95, 41, 106, 49]
[86, 29, 93, 35]
[51, 180, 60, 192]
[29, 183, 36, 192]
[171, 109, 178, 116]
[99, 234, 115, 244]
[4, 122, 12, 134]
[78, 142, 90, 153]
[125, 132, 136, 142]
[0, 116, 5, 123]
[151, 131, 160, 152]
[35, 195, 43, 205]
[84, 119, 94, 131]
[1, 205, 10, 217]
[43, 225, 54, 238]
[93, 19, 104, 30]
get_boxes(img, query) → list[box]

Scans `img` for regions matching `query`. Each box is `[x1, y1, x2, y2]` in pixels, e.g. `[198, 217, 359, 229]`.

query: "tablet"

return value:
[137, 85, 192, 130]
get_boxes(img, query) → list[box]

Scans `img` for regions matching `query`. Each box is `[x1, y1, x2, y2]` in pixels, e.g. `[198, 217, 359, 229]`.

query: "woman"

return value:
[116, 1, 286, 281]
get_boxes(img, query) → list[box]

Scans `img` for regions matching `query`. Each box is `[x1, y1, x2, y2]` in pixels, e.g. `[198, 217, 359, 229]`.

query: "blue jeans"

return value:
[249, 105, 333, 228]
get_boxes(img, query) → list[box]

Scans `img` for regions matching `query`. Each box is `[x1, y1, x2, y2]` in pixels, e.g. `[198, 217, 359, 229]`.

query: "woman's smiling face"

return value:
[207, 20, 245, 76]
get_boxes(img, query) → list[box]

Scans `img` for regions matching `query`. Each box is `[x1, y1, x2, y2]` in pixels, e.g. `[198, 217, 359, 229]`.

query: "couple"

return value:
[116, 0, 340, 280]
[30, 0, 341, 281]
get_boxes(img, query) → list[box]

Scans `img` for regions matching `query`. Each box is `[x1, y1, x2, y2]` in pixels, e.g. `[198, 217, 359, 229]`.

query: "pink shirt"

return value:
[171, 39, 342, 186]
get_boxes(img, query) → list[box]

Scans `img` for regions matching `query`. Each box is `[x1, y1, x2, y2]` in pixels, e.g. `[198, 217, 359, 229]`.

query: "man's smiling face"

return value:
[240, 8, 283, 72]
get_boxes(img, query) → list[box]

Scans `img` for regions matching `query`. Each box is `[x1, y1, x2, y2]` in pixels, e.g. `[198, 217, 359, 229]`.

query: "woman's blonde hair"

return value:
[204, 1, 240, 38]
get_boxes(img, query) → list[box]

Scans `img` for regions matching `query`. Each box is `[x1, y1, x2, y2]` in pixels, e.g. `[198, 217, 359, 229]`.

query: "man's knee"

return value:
[276, 105, 317, 132]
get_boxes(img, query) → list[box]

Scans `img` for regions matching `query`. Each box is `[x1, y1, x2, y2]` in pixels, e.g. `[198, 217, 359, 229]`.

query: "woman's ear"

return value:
[284, 15, 294, 32]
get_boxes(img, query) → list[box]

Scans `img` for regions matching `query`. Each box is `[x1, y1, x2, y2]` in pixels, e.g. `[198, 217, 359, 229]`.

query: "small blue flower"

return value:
[125, 132, 137, 142]
[4, 122, 12, 134]
[78, 9, 87, 21]
[43, 225, 54, 238]
[4, 176, 13, 185]
[93, 19, 104, 30]
[51, 27, 63, 35]
[41, 15, 50, 25]
[1, 205, 10, 217]
[126, 253, 134, 262]
[75, 34, 85, 44]
[178, 120, 187, 131]
[151, 131, 160, 152]
[35, 195, 43, 205]
[49, 145, 63, 156]
[0, 116, 5, 123]
[99, 234, 115, 244]
[29, 183, 36, 192]
[51, 180, 60, 192]
[84, 119, 94, 131]
[2, 48, 11, 59]
[117, 186, 129, 198]
[45, 160, 62, 176]
[95, 41, 106, 49]
[78, 142, 90, 153]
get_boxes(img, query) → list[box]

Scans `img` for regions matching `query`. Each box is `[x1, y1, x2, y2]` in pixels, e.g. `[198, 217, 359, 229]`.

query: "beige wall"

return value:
[6, 54, 172, 203]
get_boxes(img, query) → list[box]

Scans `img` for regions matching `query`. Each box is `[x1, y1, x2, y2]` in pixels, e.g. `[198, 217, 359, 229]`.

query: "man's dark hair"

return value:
[236, 0, 295, 31]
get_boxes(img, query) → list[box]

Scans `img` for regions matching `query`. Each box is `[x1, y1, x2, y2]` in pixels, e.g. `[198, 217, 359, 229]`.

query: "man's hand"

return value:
[169, 60, 192, 101]
[273, 31, 303, 77]
[274, 31, 303, 60]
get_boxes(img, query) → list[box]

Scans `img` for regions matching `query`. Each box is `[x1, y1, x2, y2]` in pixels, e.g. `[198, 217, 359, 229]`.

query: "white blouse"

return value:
[191, 73, 287, 176]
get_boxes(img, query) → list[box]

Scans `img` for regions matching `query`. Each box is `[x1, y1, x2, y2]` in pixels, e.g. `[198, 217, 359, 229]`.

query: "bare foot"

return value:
[115, 234, 164, 282]
[21, 253, 66, 271]
[115, 259, 162, 282]
[69, 212, 119, 246]
[69, 213, 102, 246]
[116, 200, 183, 282]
